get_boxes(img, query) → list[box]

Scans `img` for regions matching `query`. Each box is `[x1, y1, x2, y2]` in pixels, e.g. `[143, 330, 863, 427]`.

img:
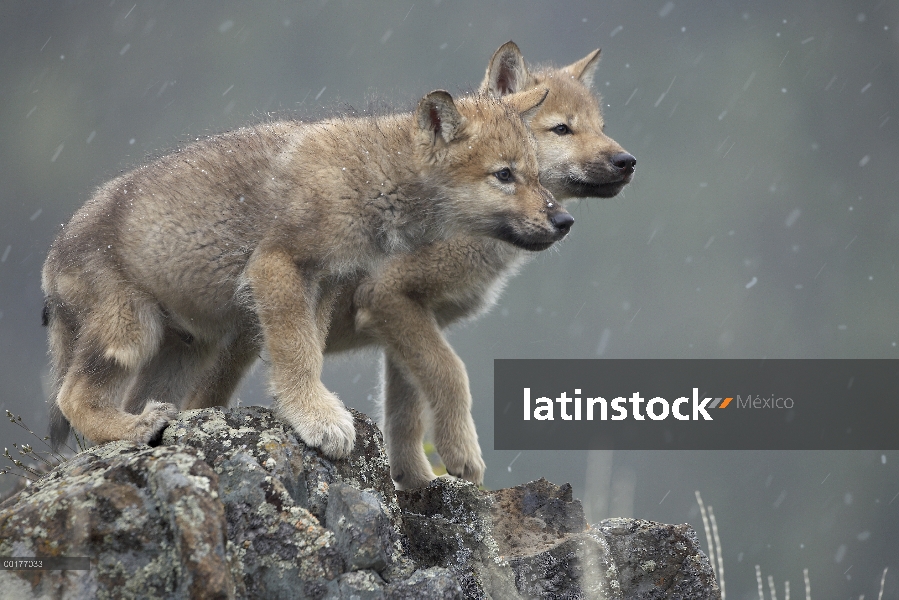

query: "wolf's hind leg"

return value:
[122, 327, 220, 415]
[55, 295, 176, 445]
[183, 327, 260, 410]
[57, 343, 177, 445]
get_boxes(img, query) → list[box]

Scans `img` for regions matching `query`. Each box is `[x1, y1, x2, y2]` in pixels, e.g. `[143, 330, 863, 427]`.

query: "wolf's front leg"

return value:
[380, 353, 436, 490]
[358, 290, 484, 485]
[413, 338, 485, 485]
[246, 247, 355, 458]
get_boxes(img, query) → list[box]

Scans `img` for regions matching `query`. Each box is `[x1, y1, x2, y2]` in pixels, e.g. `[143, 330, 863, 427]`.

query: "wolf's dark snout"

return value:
[611, 152, 637, 174]
[550, 211, 575, 233]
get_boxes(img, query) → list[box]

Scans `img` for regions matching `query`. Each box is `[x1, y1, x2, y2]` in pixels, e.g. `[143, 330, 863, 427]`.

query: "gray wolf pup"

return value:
[42, 86, 572, 458]
[321, 42, 636, 488]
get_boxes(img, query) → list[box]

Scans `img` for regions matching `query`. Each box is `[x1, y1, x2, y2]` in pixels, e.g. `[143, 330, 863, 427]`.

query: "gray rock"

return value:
[398, 478, 513, 599]
[325, 483, 394, 572]
[163, 406, 411, 584]
[595, 517, 720, 599]
[0, 406, 720, 599]
[0, 442, 240, 600]
[214, 450, 342, 599]
[384, 567, 464, 599]
[399, 478, 722, 600]
[326, 569, 387, 599]
[162, 406, 398, 523]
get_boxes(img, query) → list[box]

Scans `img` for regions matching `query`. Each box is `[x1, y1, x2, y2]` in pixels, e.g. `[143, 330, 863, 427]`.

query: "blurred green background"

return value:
[2, 1, 897, 596]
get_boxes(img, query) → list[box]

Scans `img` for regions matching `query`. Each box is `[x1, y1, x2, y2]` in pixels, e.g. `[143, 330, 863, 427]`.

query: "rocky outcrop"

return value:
[398, 477, 719, 599]
[0, 406, 721, 599]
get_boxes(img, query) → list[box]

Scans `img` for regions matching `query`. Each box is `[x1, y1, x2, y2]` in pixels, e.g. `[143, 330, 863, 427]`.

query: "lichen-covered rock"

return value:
[325, 483, 394, 572]
[162, 406, 409, 583]
[398, 477, 511, 599]
[399, 478, 722, 600]
[489, 479, 588, 556]
[507, 533, 615, 599]
[214, 450, 342, 598]
[161, 406, 398, 524]
[398, 477, 496, 567]
[0, 406, 721, 600]
[595, 518, 720, 599]
[384, 567, 465, 599]
[0, 442, 240, 600]
[325, 569, 387, 599]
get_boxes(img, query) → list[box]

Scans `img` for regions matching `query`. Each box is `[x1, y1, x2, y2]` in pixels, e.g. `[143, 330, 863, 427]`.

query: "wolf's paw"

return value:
[278, 390, 356, 459]
[131, 401, 178, 444]
[388, 445, 437, 490]
[440, 448, 486, 486]
[434, 421, 485, 486]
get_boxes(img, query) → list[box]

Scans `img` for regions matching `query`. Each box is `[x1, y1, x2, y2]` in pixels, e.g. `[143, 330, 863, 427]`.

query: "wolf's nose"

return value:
[611, 152, 636, 174]
[550, 211, 574, 233]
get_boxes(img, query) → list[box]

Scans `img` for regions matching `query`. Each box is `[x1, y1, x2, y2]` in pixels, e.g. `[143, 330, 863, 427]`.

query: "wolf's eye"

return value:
[552, 124, 571, 135]
[494, 168, 514, 183]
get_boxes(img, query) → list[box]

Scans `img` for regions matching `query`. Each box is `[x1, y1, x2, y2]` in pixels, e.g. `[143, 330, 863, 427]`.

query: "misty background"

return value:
[1, 1, 897, 597]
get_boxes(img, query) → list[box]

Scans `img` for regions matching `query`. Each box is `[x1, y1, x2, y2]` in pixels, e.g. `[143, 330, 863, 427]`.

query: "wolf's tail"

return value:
[43, 297, 73, 451]
[48, 400, 71, 452]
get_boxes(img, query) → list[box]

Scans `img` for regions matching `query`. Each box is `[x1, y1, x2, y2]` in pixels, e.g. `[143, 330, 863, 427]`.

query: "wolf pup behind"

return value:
[42, 87, 572, 458]
[322, 42, 636, 489]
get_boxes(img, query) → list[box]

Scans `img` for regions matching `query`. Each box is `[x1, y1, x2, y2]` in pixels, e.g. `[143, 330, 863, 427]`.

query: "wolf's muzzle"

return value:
[550, 211, 574, 233]
[611, 152, 637, 176]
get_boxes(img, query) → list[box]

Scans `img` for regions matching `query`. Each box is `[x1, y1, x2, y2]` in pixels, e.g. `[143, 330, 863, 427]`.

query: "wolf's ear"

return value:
[563, 48, 601, 89]
[481, 40, 530, 97]
[503, 86, 549, 124]
[416, 90, 464, 145]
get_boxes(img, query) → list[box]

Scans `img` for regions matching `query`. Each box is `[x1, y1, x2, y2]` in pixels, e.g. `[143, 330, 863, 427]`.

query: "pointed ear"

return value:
[503, 87, 549, 124]
[563, 48, 601, 89]
[481, 40, 530, 97]
[416, 90, 464, 145]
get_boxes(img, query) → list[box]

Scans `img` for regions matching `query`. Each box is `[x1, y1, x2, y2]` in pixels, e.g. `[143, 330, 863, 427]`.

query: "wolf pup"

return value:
[42, 86, 572, 458]
[321, 42, 636, 489]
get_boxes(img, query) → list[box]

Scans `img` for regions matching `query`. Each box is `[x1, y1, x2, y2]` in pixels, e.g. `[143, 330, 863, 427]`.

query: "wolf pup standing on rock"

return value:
[320, 43, 636, 489]
[42, 87, 571, 458]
